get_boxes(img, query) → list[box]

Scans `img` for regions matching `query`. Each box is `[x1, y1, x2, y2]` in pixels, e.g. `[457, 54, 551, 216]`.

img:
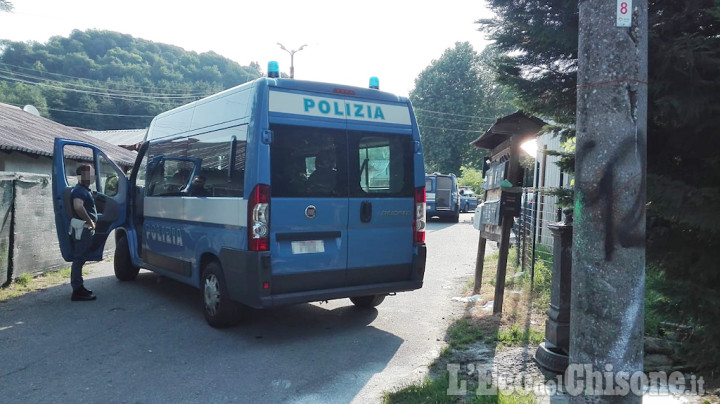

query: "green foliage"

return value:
[411, 43, 515, 174]
[447, 318, 486, 349]
[14, 273, 31, 286]
[495, 325, 544, 348]
[459, 166, 484, 192]
[384, 372, 536, 403]
[0, 29, 262, 130]
[476, 0, 578, 125]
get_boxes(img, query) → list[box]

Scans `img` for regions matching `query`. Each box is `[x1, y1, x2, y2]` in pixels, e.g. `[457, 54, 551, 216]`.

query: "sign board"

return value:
[269, 90, 412, 125]
[483, 161, 507, 190]
[616, 0, 632, 27]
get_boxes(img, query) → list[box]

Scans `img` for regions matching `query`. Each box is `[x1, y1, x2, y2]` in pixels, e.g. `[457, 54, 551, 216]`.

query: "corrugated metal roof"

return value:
[83, 129, 147, 146]
[0, 103, 138, 166]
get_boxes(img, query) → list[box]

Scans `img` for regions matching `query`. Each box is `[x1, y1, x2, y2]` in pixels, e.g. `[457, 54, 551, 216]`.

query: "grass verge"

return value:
[0, 268, 81, 302]
[384, 372, 536, 404]
[385, 246, 550, 403]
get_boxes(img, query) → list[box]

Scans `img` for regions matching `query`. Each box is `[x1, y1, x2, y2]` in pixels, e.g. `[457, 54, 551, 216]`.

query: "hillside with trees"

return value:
[0, 29, 262, 129]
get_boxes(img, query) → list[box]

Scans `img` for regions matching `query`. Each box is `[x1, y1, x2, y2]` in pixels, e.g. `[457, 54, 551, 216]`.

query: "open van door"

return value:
[52, 138, 129, 262]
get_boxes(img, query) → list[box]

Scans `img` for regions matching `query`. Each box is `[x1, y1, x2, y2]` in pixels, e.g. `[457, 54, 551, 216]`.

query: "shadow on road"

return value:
[0, 270, 404, 403]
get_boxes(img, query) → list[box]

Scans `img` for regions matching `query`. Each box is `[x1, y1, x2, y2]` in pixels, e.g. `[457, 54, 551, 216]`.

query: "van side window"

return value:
[187, 127, 246, 197]
[270, 124, 347, 198]
[145, 126, 246, 197]
[146, 138, 188, 196]
[349, 132, 413, 198]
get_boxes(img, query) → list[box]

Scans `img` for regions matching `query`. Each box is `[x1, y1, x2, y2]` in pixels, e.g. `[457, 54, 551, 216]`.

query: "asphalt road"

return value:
[0, 212, 496, 404]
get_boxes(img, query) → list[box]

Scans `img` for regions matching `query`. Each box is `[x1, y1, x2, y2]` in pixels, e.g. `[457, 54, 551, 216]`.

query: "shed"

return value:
[0, 103, 137, 173]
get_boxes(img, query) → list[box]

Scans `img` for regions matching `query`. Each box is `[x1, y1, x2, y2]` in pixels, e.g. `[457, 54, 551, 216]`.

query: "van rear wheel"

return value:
[114, 235, 140, 281]
[350, 295, 385, 308]
[201, 261, 242, 328]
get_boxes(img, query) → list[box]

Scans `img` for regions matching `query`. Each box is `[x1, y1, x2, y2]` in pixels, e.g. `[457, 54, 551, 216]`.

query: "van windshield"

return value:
[270, 124, 414, 198]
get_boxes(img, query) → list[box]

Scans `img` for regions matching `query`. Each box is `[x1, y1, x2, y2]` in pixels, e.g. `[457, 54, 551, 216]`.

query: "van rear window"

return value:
[270, 125, 348, 198]
[270, 124, 413, 198]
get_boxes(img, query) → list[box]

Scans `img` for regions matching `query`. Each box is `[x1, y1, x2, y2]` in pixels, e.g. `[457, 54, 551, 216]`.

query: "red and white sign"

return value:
[617, 0, 633, 27]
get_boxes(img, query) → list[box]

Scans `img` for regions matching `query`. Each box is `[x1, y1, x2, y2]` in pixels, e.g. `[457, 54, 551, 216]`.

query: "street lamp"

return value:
[277, 43, 307, 79]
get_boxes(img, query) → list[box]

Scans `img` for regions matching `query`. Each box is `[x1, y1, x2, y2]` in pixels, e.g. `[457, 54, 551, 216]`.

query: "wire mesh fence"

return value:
[514, 187, 562, 280]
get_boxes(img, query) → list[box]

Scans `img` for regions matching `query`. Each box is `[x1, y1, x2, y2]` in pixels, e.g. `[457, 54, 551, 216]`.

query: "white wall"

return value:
[533, 132, 573, 246]
[0, 152, 53, 175]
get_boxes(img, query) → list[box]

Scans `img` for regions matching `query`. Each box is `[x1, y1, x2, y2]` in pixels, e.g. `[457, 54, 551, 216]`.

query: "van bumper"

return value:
[220, 243, 426, 309]
[260, 280, 424, 307]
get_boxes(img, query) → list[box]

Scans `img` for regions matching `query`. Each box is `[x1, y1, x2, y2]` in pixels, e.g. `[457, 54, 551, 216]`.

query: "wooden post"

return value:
[473, 235, 486, 295]
[493, 213, 512, 314]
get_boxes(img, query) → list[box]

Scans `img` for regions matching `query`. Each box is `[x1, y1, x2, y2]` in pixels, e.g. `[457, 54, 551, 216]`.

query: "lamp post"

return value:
[277, 43, 307, 79]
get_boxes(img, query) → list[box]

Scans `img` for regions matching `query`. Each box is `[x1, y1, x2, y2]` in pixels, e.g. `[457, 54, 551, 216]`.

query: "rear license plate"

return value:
[291, 240, 325, 254]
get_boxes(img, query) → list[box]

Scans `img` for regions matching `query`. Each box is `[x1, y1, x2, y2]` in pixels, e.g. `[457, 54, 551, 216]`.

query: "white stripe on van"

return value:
[269, 90, 412, 125]
[145, 197, 247, 227]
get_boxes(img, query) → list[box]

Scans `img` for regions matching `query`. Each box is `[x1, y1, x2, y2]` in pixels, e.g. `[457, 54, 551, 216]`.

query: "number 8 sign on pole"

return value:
[616, 0, 633, 27]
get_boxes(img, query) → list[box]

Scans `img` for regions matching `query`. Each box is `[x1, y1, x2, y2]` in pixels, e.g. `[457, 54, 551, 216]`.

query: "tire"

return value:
[201, 261, 241, 328]
[350, 294, 386, 308]
[463, 203, 469, 213]
[451, 212, 460, 223]
[114, 235, 140, 281]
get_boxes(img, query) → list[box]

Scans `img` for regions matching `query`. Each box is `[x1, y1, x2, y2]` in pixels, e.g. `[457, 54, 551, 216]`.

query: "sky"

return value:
[0, 0, 494, 97]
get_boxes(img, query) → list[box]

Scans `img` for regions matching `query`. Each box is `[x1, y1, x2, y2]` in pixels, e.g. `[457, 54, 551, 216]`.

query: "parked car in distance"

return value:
[459, 188, 481, 213]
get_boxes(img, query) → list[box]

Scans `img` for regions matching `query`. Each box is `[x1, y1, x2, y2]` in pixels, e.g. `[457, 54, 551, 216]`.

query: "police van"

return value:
[425, 173, 460, 222]
[52, 67, 427, 327]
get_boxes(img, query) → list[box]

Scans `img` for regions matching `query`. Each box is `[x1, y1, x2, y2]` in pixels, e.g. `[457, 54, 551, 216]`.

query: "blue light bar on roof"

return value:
[369, 77, 379, 89]
[268, 61, 279, 78]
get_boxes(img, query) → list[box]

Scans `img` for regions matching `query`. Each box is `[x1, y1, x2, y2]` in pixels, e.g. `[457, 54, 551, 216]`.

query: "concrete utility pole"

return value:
[571, 0, 647, 402]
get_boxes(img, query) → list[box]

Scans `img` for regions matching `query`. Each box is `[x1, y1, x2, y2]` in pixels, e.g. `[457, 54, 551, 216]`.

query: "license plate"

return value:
[291, 240, 325, 254]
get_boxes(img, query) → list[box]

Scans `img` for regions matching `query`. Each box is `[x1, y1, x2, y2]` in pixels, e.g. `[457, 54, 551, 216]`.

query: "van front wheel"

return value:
[114, 235, 140, 281]
[350, 295, 386, 308]
[201, 261, 241, 328]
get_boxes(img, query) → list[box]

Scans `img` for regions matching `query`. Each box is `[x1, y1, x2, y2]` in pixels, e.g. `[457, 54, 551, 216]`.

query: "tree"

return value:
[0, 1, 12, 12]
[477, 0, 578, 125]
[410, 42, 515, 174]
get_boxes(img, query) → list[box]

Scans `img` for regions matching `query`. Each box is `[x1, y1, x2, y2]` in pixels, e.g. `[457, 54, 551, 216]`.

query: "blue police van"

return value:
[425, 173, 460, 222]
[52, 70, 428, 327]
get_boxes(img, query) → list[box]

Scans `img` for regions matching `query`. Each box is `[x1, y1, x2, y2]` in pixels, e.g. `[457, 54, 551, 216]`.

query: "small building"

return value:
[0, 103, 138, 285]
[0, 103, 137, 173]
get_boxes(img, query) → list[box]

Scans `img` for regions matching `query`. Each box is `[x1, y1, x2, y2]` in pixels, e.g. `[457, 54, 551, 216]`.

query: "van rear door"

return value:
[269, 123, 350, 294]
[346, 128, 415, 285]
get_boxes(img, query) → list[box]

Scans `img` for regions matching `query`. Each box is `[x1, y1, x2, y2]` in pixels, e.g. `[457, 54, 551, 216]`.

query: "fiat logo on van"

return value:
[305, 205, 317, 219]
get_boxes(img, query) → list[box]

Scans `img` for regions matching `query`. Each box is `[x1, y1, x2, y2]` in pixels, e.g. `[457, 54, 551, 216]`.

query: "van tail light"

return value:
[414, 187, 426, 243]
[248, 184, 270, 251]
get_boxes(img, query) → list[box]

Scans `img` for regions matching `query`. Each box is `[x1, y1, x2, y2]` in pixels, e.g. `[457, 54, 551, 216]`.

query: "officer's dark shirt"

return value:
[70, 184, 97, 222]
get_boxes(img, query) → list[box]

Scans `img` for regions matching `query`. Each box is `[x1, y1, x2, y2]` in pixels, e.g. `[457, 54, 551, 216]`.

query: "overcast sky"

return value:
[0, 0, 494, 96]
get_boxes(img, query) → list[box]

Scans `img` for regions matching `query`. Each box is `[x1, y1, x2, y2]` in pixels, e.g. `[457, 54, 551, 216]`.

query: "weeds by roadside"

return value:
[385, 246, 551, 403]
[0, 268, 81, 302]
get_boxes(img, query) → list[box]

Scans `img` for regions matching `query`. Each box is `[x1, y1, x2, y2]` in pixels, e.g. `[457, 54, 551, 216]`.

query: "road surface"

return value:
[0, 213, 495, 403]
